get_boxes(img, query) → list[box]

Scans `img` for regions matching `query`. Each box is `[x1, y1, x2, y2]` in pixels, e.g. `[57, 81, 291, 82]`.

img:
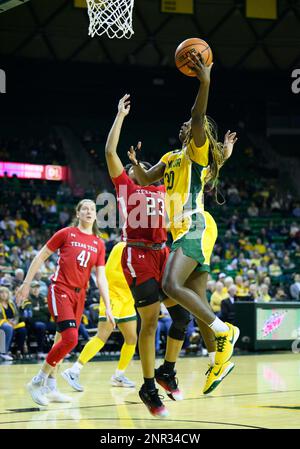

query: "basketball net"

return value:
[86, 0, 135, 39]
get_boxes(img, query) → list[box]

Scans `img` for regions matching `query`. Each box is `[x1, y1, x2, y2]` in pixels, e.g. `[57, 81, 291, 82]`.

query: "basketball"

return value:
[175, 38, 213, 77]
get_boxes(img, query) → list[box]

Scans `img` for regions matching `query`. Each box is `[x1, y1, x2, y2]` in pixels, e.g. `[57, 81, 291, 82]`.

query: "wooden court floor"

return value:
[0, 353, 299, 429]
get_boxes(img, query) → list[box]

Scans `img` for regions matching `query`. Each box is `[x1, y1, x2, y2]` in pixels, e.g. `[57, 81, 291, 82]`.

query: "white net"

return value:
[86, 0, 135, 39]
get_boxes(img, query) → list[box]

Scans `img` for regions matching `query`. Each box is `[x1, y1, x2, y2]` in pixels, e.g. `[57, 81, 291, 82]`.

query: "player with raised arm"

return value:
[127, 53, 239, 394]
[104, 94, 192, 417]
[16, 199, 115, 406]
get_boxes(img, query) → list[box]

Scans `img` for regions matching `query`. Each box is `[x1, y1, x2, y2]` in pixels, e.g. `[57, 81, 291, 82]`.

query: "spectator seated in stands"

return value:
[0, 251, 12, 273]
[268, 259, 283, 283]
[220, 285, 237, 325]
[274, 287, 289, 302]
[227, 185, 241, 206]
[290, 274, 300, 301]
[257, 259, 269, 275]
[235, 275, 249, 299]
[241, 218, 252, 235]
[282, 256, 295, 273]
[248, 284, 259, 302]
[20, 281, 55, 359]
[155, 303, 172, 354]
[223, 276, 234, 294]
[258, 283, 272, 303]
[247, 202, 259, 217]
[210, 281, 228, 316]
[206, 280, 216, 303]
[253, 238, 267, 255]
[0, 286, 27, 360]
[246, 269, 257, 284]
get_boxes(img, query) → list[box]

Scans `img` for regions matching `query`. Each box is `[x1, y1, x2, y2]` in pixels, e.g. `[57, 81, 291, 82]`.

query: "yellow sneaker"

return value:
[215, 323, 240, 366]
[203, 361, 235, 395]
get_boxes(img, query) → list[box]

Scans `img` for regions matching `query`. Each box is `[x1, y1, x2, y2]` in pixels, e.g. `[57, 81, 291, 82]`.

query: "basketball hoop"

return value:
[86, 0, 135, 39]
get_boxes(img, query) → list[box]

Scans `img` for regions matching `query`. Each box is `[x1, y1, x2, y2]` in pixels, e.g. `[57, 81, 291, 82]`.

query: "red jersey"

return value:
[113, 170, 167, 244]
[46, 226, 105, 289]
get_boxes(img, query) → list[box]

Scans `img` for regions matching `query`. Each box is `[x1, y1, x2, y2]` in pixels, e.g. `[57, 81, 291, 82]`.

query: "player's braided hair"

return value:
[71, 199, 100, 236]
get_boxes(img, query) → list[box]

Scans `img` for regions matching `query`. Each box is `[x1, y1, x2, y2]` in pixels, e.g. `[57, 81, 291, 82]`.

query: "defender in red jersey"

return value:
[112, 169, 169, 290]
[105, 94, 191, 417]
[16, 200, 114, 407]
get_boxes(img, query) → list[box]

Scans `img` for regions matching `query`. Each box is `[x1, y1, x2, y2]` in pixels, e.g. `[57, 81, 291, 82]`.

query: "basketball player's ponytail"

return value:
[71, 199, 100, 236]
[203, 115, 226, 204]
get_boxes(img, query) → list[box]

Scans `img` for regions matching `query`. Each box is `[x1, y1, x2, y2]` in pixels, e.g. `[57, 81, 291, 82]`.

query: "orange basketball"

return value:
[175, 38, 213, 77]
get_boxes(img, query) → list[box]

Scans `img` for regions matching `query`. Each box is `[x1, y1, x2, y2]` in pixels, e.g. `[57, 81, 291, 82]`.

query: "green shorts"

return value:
[171, 211, 218, 273]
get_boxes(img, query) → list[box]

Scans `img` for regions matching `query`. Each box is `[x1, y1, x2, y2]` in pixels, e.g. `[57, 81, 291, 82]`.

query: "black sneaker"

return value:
[139, 384, 169, 417]
[155, 367, 183, 401]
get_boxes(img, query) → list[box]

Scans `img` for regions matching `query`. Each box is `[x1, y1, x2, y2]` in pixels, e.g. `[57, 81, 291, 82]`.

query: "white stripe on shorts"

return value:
[127, 247, 136, 278]
[51, 284, 58, 317]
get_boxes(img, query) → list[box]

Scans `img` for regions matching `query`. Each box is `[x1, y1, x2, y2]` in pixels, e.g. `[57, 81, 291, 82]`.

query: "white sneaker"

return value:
[0, 354, 13, 361]
[47, 389, 72, 403]
[27, 379, 49, 406]
[111, 374, 135, 388]
[61, 368, 84, 392]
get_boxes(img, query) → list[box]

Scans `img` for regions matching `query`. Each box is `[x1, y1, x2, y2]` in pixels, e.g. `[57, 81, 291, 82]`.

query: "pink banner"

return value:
[0, 162, 68, 181]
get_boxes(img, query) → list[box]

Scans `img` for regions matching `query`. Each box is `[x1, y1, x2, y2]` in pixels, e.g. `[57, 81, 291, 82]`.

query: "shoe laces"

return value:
[166, 372, 179, 390]
[158, 369, 179, 390]
[41, 386, 50, 396]
[205, 366, 213, 376]
[216, 335, 227, 352]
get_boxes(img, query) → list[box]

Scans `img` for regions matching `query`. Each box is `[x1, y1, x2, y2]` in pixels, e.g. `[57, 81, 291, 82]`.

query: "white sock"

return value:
[208, 352, 216, 366]
[115, 369, 125, 377]
[209, 317, 229, 333]
[47, 377, 57, 391]
[72, 361, 83, 373]
[33, 370, 48, 384]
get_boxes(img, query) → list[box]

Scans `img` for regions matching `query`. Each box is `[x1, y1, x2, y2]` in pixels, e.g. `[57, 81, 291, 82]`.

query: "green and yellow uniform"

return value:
[98, 242, 137, 324]
[160, 137, 217, 272]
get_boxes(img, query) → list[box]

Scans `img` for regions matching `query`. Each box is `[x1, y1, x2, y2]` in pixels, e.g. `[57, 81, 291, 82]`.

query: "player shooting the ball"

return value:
[128, 51, 239, 394]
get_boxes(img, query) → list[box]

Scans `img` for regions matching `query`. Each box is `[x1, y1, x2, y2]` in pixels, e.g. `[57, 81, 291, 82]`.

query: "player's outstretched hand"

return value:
[127, 141, 142, 166]
[223, 130, 238, 160]
[188, 53, 213, 83]
[15, 283, 30, 306]
[106, 308, 116, 328]
[118, 94, 131, 116]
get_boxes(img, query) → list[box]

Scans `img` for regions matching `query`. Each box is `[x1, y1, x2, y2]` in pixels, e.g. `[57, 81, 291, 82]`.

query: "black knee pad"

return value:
[167, 304, 191, 341]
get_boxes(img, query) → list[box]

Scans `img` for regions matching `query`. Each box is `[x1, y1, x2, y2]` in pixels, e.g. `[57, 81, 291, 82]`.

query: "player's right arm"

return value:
[188, 53, 213, 148]
[127, 143, 165, 186]
[15, 245, 53, 305]
[105, 94, 131, 178]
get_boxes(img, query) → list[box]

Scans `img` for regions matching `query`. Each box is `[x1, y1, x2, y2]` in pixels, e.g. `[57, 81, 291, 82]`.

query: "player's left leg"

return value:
[45, 332, 72, 403]
[185, 271, 235, 394]
[27, 287, 81, 406]
[155, 298, 190, 401]
[27, 324, 78, 406]
[112, 320, 137, 388]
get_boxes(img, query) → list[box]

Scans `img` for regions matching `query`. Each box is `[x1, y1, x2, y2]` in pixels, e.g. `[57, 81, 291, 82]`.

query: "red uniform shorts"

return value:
[121, 244, 169, 287]
[47, 283, 86, 329]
